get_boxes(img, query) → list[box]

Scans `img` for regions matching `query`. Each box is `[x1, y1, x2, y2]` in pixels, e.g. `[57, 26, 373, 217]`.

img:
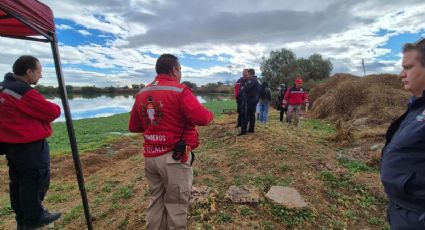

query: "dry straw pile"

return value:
[309, 73, 411, 126]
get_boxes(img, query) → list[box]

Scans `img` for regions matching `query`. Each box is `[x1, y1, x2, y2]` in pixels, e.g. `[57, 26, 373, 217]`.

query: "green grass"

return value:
[238, 206, 255, 217]
[269, 203, 314, 228]
[46, 193, 71, 204]
[203, 99, 236, 118]
[339, 159, 374, 174]
[48, 100, 235, 156]
[0, 204, 12, 217]
[49, 113, 131, 156]
[112, 185, 134, 202]
[217, 211, 232, 223]
[302, 119, 336, 137]
[62, 204, 83, 224]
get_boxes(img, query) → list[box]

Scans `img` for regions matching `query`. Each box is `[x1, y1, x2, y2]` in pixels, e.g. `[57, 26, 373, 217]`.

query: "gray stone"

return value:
[370, 143, 385, 151]
[266, 186, 308, 209]
[190, 185, 211, 206]
[225, 185, 260, 204]
[352, 118, 368, 127]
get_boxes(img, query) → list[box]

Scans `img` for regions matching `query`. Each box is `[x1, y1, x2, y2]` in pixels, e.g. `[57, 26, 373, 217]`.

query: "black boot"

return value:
[24, 211, 61, 230]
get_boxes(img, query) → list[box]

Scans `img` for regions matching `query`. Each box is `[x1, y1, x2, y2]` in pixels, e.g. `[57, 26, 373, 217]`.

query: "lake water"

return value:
[48, 94, 231, 122]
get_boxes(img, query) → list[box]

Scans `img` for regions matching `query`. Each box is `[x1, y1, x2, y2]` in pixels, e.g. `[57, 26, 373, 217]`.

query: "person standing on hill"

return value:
[238, 68, 260, 135]
[234, 69, 248, 127]
[278, 83, 288, 122]
[0, 55, 62, 230]
[259, 82, 272, 123]
[282, 78, 309, 128]
[380, 38, 425, 230]
[129, 54, 213, 229]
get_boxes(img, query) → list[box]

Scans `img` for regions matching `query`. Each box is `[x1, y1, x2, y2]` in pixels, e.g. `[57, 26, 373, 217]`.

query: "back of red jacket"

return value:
[0, 73, 61, 143]
[129, 74, 214, 157]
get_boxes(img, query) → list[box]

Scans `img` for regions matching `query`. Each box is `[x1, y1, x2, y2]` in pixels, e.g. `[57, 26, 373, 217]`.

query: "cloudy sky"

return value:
[1, 0, 425, 87]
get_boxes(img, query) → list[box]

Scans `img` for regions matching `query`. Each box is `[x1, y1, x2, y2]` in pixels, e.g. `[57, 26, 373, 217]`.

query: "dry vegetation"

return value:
[309, 73, 409, 126]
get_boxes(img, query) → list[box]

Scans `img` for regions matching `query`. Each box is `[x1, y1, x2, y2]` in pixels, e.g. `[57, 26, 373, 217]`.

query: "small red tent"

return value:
[0, 1, 93, 229]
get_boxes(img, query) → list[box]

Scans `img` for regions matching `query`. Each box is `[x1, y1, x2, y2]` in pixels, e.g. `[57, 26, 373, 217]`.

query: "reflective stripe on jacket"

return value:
[0, 73, 61, 143]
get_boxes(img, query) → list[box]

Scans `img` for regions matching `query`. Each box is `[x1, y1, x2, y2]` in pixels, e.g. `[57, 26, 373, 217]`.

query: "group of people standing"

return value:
[234, 68, 269, 135]
[234, 70, 309, 132]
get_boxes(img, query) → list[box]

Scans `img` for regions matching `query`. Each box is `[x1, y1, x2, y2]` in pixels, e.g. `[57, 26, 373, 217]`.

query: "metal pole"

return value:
[362, 59, 366, 77]
[50, 36, 93, 230]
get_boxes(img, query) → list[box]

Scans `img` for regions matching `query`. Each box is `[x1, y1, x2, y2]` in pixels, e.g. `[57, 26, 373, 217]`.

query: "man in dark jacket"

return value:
[278, 83, 288, 122]
[380, 38, 425, 229]
[0, 55, 61, 229]
[238, 68, 260, 135]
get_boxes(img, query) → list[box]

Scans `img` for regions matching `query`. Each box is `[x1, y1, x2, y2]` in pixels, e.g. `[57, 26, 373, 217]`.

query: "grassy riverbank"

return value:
[0, 104, 390, 229]
[48, 99, 236, 156]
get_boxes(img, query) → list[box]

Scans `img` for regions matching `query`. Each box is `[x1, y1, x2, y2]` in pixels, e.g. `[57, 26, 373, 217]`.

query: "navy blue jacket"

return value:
[380, 91, 425, 213]
[241, 76, 260, 105]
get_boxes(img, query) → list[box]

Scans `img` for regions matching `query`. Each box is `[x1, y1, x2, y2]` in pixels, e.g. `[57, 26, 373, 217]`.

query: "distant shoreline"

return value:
[37, 84, 234, 97]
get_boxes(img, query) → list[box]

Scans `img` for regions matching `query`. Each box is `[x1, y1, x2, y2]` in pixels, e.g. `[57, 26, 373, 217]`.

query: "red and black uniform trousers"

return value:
[0, 140, 50, 225]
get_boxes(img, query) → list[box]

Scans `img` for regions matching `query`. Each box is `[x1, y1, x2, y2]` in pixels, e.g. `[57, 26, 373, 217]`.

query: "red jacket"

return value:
[283, 86, 309, 106]
[234, 82, 240, 99]
[234, 77, 246, 99]
[129, 74, 214, 157]
[0, 73, 61, 143]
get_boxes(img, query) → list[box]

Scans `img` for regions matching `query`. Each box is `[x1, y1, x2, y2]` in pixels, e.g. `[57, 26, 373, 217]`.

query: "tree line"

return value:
[36, 48, 332, 96]
[261, 48, 333, 90]
[34, 82, 234, 95]
[34, 84, 145, 95]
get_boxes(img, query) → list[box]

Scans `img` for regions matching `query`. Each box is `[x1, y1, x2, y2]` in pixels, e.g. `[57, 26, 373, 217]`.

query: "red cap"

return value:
[295, 79, 303, 84]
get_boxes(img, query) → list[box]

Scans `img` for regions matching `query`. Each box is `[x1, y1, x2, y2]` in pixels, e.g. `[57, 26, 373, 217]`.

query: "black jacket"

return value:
[241, 76, 260, 104]
[380, 90, 425, 213]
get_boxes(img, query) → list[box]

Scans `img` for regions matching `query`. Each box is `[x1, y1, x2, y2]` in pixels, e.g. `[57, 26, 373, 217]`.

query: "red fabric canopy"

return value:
[0, 0, 55, 39]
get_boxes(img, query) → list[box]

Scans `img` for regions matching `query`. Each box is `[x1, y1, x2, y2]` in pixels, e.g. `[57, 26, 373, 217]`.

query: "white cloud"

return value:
[77, 30, 92, 36]
[56, 24, 73, 30]
[1, 0, 425, 87]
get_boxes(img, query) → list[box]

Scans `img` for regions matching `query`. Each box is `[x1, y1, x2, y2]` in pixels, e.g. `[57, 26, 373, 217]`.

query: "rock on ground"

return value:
[225, 185, 260, 204]
[265, 186, 308, 209]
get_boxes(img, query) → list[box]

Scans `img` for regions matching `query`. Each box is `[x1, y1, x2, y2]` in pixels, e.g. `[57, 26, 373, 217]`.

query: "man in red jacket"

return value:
[129, 54, 213, 229]
[282, 78, 309, 128]
[0, 55, 61, 229]
[234, 69, 248, 127]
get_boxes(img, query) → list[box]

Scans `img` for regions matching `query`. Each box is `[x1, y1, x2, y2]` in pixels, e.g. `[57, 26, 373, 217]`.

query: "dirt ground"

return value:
[0, 109, 388, 230]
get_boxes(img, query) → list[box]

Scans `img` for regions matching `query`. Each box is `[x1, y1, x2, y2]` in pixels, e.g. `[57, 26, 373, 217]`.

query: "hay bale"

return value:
[309, 73, 410, 126]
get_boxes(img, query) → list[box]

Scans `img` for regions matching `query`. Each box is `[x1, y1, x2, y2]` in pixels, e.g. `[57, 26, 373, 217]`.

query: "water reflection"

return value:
[49, 94, 231, 122]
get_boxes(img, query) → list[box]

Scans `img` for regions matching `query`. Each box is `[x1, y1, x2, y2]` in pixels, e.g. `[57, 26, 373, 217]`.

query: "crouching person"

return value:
[0, 55, 61, 229]
[129, 54, 214, 229]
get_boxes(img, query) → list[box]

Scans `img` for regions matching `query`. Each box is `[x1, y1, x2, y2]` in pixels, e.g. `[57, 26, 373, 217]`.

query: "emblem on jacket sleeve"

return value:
[141, 96, 163, 125]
